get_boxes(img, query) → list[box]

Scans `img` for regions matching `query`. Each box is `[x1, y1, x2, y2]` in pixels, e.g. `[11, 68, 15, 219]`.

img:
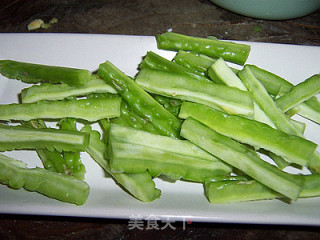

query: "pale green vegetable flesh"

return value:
[204, 179, 280, 204]
[204, 174, 320, 204]
[81, 125, 161, 202]
[298, 97, 320, 124]
[179, 101, 317, 167]
[208, 58, 246, 90]
[21, 75, 117, 103]
[109, 124, 232, 182]
[248, 64, 320, 124]
[0, 98, 121, 122]
[180, 117, 304, 200]
[208, 58, 275, 127]
[0, 124, 89, 152]
[136, 68, 254, 116]
[238, 66, 302, 136]
[275, 74, 320, 112]
[239, 66, 320, 173]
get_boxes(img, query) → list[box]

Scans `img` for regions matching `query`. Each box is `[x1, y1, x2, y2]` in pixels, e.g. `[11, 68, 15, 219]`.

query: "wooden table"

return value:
[0, 0, 319, 239]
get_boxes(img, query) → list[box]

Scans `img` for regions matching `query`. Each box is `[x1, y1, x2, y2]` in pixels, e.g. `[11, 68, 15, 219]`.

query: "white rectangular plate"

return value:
[0, 33, 319, 226]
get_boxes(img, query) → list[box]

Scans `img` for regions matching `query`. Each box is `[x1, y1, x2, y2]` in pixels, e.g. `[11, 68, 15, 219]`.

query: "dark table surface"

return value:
[0, 0, 320, 239]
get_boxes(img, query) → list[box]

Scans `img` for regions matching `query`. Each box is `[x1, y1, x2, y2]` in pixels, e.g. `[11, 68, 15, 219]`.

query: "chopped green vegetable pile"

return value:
[0, 32, 319, 205]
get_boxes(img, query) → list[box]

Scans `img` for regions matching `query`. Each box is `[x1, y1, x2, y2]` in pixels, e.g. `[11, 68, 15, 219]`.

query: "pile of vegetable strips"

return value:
[0, 32, 319, 206]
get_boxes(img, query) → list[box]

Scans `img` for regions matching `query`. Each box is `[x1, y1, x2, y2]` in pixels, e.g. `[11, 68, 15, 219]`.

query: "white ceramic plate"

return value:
[0, 33, 319, 226]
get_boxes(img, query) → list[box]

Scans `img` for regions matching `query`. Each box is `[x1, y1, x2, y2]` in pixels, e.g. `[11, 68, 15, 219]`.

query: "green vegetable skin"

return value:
[248, 64, 320, 124]
[204, 174, 320, 204]
[109, 124, 232, 182]
[152, 94, 182, 117]
[246, 64, 291, 97]
[0, 60, 91, 86]
[238, 66, 302, 136]
[22, 120, 70, 175]
[89, 93, 162, 135]
[36, 148, 69, 174]
[0, 153, 89, 205]
[204, 179, 279, 204]
[98, 60, 181, 139]
[0, 98, 121, 122]
[180, 118, 304, 200]
[81, 125, 161, 202]
[208, 58, 276, 127]
[298, 97, 320, 124]
[156, 32, 251, 65]
[173, 50, 216, 75]
[135, 68, 254, 116]
[238, 66, 320, 172]
[0, 124, 89, 152]
[58, 118, 86, 180]
[21, 75, 117, 103]
[178, 102, 316, 167]
[173, 50, 240, 77]
[275, 74, 320, 112]
[140, 51, 211, 82]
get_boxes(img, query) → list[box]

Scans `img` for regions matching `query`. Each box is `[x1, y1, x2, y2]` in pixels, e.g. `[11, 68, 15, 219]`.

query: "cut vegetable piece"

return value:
[113, 99, 161, 135]
[246, 64, 292, 97]
[248, 64, 320, 124]
[204, 179, 279, 204]
[238, 66, 301, 136]
[0, 124, 89, 152]
[268, 152, 290, 170]
[110, 142, 232, 182]
[81, 125, 161, 202]
[309, 153, 320, 174]
[298, 97, 320, 124]
[299, 174, 320, 198]
[88, 93, 162, 135]
[173, 50, 240, 77]
[275, 74, 320, 112]
[21, 75, 117, 103]
[0, 98, 121, 122]
[58, 118, 86, 180]
[109, 124, 232, 182]
[0, 59, 90, 86]
[290, 119, 306, 134]
[173, 50, 216, 75]
[140, 51, 211, 82]
[98, 60, 181, 139]
[21, 119, 69, 174]
[239, 66, 320, 172]
[0, 153, 89, 205]
[208, 58, 247, 90]
[36, 148, 68, 174]
[208, 58, 275, 127]
[152, 94, 182, 117]
[109, 123, 219, 162]
[178, 102, 316, 167]
[156, 32, 251, 65]
[180, 117, 304, 200]
[204, 174, 320, 203]
[136, 68, 253, 116]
